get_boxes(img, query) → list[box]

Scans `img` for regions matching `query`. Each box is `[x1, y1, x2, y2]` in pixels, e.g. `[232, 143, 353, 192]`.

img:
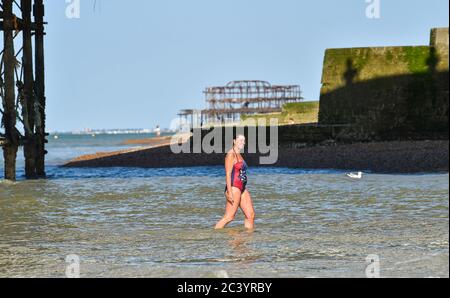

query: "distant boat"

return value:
[54, 135, 59, 140]
[347, 172, 363, 179]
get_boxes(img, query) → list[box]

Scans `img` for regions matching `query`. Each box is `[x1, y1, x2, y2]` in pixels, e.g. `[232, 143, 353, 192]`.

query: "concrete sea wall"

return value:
[319, 28, 449, 141]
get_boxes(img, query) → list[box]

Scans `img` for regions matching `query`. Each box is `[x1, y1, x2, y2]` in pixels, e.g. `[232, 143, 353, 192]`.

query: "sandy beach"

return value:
[120, 135, 175, 146]
[64, 138, 449, 174]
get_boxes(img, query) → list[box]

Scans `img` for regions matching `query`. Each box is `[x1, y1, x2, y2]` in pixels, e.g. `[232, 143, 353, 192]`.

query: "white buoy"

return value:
[347, 172, 363, 179]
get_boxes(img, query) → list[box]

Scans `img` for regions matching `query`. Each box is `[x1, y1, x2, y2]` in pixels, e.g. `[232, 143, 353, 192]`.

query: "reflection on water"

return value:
[0, 166, 448, 278]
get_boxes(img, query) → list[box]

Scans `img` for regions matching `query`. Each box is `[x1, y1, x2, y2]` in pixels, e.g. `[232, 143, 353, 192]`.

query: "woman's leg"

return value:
[215, 188, 242, 229]
[240, 190, 256, 230]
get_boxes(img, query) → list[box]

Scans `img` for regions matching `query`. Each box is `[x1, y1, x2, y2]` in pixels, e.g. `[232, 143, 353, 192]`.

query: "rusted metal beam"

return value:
[207, 96, 302, 105]
[202, 107, 283, 116]
[0, 9, 41, 30]
[0, 20, 39, 31]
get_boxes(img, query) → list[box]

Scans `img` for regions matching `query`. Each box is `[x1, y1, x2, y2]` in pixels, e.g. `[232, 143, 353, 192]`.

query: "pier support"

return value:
[34, 0, 47, 178]
[0, 0, 47, 180]
[1, 0, 19, 180]
[22, 0, 37, 178]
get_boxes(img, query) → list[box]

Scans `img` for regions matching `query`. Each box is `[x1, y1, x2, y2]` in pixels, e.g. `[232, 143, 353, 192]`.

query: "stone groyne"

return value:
[64, 138, 448, 174]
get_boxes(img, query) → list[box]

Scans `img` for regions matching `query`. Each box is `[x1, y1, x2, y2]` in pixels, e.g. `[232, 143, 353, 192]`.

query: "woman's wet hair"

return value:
[234, 134, 246, 141]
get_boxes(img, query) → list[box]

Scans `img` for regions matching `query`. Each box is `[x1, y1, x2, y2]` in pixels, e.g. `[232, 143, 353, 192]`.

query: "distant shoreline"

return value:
[63, 139, 449, 174]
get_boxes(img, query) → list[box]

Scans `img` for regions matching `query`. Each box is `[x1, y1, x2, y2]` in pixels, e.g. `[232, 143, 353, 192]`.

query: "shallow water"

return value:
[0, 134, 449, 278]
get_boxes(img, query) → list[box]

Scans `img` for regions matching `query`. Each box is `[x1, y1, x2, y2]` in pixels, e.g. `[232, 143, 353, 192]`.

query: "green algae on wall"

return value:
[321, 46, 435, 93]
[241, 102, 320, 125]
[402, 47, 432, 74]
[283, 102, 319, 115]
[319, 28, 449, 140]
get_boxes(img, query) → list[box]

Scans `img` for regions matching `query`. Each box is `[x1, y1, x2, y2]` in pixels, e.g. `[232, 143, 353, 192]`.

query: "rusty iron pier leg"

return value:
[34, 0, 47, 178]
[22, 0, 37, 179]
[2, 0, 19, 181]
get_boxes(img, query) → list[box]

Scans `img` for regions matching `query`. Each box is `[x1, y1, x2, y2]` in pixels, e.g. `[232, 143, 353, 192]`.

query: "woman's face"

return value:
[234, 136, 246, 151]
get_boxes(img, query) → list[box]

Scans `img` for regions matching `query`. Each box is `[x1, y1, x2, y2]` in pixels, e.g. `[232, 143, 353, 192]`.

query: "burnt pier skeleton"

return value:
[179, 80, 303, 129]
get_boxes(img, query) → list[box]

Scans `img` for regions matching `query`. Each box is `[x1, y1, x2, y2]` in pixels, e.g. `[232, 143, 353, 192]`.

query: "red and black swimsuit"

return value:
[225, 151, 248, 193]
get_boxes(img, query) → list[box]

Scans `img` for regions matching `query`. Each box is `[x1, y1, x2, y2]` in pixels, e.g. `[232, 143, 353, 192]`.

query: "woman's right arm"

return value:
[225, 153, 234, 204]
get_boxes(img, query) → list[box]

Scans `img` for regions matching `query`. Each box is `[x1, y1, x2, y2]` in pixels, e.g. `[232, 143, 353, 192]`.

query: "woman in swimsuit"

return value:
[215, 135, 256, 230]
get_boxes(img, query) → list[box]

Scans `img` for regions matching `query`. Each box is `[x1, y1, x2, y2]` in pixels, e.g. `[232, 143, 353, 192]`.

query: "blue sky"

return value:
[43, 0, 448, 132]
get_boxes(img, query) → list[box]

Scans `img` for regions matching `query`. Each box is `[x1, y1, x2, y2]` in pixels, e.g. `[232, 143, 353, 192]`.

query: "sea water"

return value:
[0, 134, 448, 277]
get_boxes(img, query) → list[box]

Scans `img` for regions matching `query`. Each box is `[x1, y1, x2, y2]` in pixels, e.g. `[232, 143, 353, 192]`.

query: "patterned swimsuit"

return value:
[225, 151, 248, 193]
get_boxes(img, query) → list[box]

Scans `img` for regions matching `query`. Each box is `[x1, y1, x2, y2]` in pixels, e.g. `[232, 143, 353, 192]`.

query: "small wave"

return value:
[429, 240, 449, 247]
[251, 167, 347, 175]
[0, 179, 16, 185]
[394, 254, 442, 266]
[214, 270, 230, 278]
